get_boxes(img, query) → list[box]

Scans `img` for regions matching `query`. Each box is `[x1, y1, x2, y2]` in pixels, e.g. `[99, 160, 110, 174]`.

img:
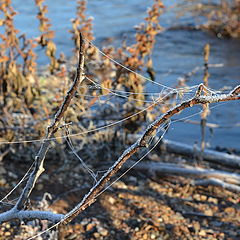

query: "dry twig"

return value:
[0, 33, 85, 223]
[0, 34, 239, 225]
[62, 83, 240, 224]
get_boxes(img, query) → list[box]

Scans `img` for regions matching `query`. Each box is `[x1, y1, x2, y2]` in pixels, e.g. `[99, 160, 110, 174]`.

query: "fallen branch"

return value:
[0, 209, 63, 223]
[123, 161, 240, 185]
[161, 139, 240, 168]
[194, 178, 240, 192]
[129, 134, 240, 168]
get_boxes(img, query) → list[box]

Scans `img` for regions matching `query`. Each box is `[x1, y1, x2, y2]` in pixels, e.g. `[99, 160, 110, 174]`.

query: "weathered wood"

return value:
[124, 161, 240, 185]
[130, 134, 240, 168]
[161, 139, 240, 168]
[194, 178, 240, 192]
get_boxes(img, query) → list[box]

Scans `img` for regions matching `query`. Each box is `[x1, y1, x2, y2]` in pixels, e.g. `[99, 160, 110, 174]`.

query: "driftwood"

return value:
[130, 134, 240, 168]
[123, 161, 240, 192]
[124, 161, 240, 184]
[194, 178, 240, 192]
[161, 139, 240, 168]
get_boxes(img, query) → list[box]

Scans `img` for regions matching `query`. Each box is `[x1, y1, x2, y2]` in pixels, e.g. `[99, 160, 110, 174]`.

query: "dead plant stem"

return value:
[14, 33, 85, 211]
[62, 83, 240, 224]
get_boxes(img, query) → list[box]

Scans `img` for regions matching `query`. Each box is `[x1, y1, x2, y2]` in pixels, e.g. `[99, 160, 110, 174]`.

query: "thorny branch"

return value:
[0, 33, 85, 223]
[62, 83, 240, 224]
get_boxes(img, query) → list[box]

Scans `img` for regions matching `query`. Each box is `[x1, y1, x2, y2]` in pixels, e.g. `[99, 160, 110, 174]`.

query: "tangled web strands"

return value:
[0, 90, 175, 145]
[0, 35, 226, 146]
[24, 120, 171, 240]
[0, 95, 231, 220]
[0, 83, 217, 145]
[0, 34, 240, 239]
[0, 97, 230, 209]
[0, 90, 197, 146]
[17, 83, 240, 240]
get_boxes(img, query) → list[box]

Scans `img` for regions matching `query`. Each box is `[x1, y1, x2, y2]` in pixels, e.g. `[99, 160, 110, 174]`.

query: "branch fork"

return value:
[0, 34, 239, 227]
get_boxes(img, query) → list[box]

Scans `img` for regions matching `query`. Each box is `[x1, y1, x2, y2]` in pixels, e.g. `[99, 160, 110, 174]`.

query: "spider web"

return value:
[0, 37, 228, 239]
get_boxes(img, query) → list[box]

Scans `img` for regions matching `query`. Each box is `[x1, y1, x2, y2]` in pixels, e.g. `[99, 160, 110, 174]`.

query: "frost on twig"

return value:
[0, 208, 64, 223]
[0, 33, 85, 224]
[0, 38, 239, 225]
[62, 83, 240, 224]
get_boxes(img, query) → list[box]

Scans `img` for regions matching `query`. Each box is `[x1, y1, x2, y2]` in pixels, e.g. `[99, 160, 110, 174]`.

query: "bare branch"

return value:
[62, 84, 240, 224]
[0, 209, 63, 223]
[161, 139, 240, 168]
[123, 161, 240, 185]
[0, 33, 85, 224]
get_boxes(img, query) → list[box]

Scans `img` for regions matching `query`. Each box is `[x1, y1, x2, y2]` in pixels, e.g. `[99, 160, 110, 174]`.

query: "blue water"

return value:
[8, 1, 240, 149]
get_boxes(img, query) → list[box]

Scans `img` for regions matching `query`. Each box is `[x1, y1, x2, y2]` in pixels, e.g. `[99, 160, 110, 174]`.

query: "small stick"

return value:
[201, 43, 210, 153]
[14, 33, 85, 211]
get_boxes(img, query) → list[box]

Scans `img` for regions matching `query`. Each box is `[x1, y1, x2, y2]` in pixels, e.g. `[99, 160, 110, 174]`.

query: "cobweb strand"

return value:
[25, 113, 170, 240]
